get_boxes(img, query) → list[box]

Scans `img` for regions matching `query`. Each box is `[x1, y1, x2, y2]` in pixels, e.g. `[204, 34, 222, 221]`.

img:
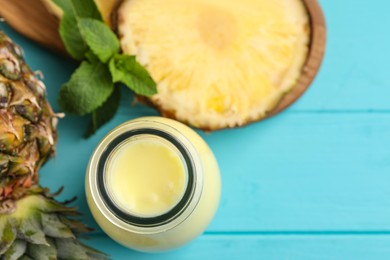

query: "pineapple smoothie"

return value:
[105, 135, 187, 217]
[86, 117, 221, 252]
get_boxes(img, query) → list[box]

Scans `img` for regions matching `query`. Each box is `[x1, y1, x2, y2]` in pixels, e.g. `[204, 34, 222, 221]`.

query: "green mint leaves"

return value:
[85, 87, 121, 137]
[54, 0, 157, 136]
[58, 61, 114, 115]
[78, 19, 120, 63]
[53, 0, 102, 59]
[109, 54, 157, 96]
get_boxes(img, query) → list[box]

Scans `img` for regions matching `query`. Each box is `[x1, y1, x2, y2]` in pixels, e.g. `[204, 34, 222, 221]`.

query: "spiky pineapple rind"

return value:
[0, 30, 57, 202]
[0, 31, 107, 259]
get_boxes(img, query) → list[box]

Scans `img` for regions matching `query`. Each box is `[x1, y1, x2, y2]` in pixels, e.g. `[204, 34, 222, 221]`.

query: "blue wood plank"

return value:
[82, 234, 390, 260]
[290, 0, 390, 111]
[38, 111, 390, 232]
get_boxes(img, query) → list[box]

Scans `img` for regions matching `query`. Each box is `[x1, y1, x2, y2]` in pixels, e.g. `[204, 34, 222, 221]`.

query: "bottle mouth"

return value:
[97, 128, 195, 227]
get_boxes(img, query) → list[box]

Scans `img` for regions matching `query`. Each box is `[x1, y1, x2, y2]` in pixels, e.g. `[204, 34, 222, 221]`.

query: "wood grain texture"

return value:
[266, 0, 326, 117]
[0, 0, 326, 121]
[0, 0, 66, 54]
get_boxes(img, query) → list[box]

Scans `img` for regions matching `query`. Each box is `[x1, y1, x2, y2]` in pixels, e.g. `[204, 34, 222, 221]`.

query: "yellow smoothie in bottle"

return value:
[106, 136, 187, 217]
[86, 117, 221, 252]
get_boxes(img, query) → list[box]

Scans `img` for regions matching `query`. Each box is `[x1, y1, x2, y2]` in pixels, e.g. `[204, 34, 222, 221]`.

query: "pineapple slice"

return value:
[118, 0, 310, 129]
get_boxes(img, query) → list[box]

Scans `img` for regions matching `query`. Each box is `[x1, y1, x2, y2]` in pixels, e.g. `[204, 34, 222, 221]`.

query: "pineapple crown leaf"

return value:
[0, 189, 108, 259]
[54, 0, 156, 136]
[27, 238, 57, 259]
[41, 213, 75, 239]
[3, 239, 26, 259]
[18, 212, 49, 245]
[0, 220, 16, 254]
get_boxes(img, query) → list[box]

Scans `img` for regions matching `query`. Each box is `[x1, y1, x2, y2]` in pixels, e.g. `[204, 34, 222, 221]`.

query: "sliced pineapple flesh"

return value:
[118, 0, 310, 129]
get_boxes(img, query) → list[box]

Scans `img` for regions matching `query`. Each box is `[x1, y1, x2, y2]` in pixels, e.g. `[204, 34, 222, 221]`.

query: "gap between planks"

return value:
[115, 109, 390, 116]
[87, 231, 390, 237]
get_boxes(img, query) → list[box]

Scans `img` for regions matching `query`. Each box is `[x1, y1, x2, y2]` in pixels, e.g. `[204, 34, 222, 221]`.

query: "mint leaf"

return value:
[58, 15, 88, 60]
[109, 54, 157, 97]
[59, 61, 114, 115]
[84, 50, 99, 64]
[85, 87, 121, 137]
[53, 0, 102, 21]
[78, 18, 120, 63]
[54, 0, 158, 136]
[54, 0, 103, 60]
[52, 0, 72, 15]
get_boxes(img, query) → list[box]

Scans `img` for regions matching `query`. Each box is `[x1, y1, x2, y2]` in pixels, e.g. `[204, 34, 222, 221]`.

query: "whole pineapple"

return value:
[0, 31, 106, 259]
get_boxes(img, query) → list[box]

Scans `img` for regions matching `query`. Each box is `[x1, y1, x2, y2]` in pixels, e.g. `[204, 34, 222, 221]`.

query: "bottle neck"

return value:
[97, 128, 196, 227]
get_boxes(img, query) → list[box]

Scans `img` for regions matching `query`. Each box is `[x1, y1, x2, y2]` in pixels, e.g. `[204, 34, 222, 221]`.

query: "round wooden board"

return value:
[0, 0, 66, 54]
[0, 0, 326, 120]
[266, 0, 326, 118]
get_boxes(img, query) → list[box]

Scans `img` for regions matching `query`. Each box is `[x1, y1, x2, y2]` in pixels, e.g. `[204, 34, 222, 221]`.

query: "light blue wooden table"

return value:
[2, 0, 390, 258]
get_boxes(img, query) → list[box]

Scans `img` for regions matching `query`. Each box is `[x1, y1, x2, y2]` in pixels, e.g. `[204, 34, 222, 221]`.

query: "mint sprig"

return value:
[85, 87, 121, 137]
[58, 61, 114, 115]
[78, 18, 120, 63]
[54, 0, 102, 59]
[109, 54, 157, 96]
[54, 0, 157, 136]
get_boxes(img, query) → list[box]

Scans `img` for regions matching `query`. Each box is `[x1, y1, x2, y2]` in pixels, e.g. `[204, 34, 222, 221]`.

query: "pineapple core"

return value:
[118, 0, 310, 129]
[198, 7, 237, 50]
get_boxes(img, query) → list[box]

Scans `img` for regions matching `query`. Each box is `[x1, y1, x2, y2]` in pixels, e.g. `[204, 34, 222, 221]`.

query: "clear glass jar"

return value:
[86, 117, 221, 252]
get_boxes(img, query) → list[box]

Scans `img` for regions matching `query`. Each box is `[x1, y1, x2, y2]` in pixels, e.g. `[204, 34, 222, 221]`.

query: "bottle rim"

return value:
[97, 128, 195, 226]
[87, 118, 204, 234]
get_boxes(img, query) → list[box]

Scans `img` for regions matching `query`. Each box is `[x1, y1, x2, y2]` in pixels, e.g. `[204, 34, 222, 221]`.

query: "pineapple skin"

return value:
[118, 0, 311, 130]
[0, 31, 57, 203]
[0, 31, 107, 259]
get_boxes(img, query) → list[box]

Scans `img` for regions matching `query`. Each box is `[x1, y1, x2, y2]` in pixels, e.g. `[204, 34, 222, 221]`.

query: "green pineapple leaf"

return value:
[18, 214, 47, 245]
[0, 220, 16, 254]
[27, 238, 57, 260]
[41, 213, 74, 239]
[56, 238, 90, 260]
[4, 240, 26, 259]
